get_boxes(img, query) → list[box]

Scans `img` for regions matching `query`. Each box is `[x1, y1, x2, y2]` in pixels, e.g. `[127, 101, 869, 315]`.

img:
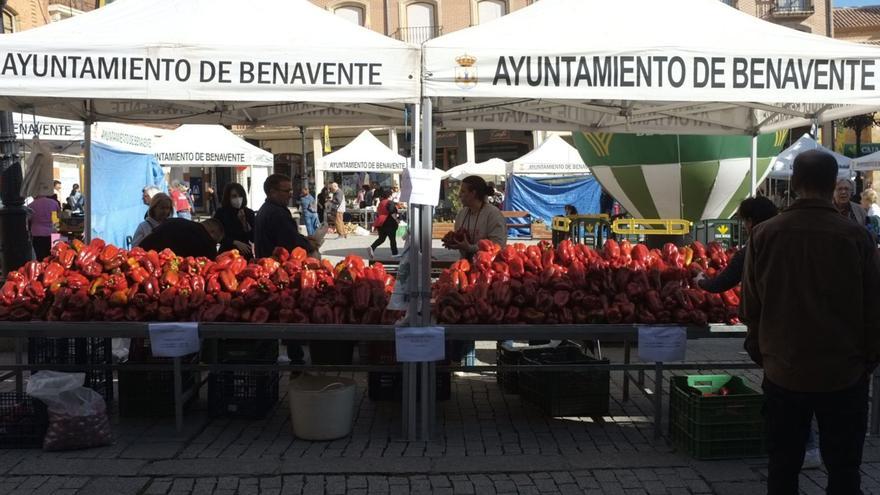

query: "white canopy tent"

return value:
[153, 125, 274, 206]
[0, 0, 419, 125]
[423, 0, 880, 137]
[317, 130, 410, 193]
[852, 151, 880, 171]
[0, 0, 419, 241]
[507, 134, 590, 175]
[769, 134, 851, 179]
[442, 158, 507, 180]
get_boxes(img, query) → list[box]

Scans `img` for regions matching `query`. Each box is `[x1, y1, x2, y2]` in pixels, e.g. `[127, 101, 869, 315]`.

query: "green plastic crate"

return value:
[669, 375, 766, 460]
[670, 375, 763, 425]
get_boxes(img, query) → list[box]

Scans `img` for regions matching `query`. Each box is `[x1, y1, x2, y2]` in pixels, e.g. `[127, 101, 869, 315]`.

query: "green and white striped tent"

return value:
[573, 132, 787, 222]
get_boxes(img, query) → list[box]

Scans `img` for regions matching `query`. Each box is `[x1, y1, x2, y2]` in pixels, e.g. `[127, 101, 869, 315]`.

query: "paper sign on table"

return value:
[148, 322, 200, 358]
[400, 168, 443, 207]
[638, 326, 686, 362]
[395, 327, 445, 362]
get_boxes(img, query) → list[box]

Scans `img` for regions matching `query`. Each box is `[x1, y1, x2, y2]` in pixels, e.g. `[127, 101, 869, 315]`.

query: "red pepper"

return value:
[237, 277, 258, 295]
[258, 258, 280, 277]
[206, 274, 221, 294]
[107, 273, 128, 292]
[301, 270, 317, 290]
[250, 307, 270, 323]
[522, 308, 546, 324]
[721, 290, 740, 307]
[159, 286, 178, 306]
[271, 267, 290, 288]
[219, 270, 238, 292]
[552, 290, 570, 308]
[41, 262, 64, 287]
[439, 306, 461, 324]
[603, 239, 621, 261]
[272, 247, 290, 262]
[229, 256, 247, 276]
[240, 265, 265, 280]
[65, 272, 89, 291]
[353, 281, 371, 310]
[201, 304, 225, 322]
[109, 290, 128, 307]
[0, 281, 18, 305]
[311, 304, 333, 324]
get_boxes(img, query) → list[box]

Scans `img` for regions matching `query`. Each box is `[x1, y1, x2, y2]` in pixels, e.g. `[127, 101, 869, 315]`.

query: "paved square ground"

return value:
[0, 338, 879, 494]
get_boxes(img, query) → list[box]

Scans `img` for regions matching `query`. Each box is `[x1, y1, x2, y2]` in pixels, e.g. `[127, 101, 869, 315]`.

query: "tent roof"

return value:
[442, 158, 507, 180]
[850, 149, 880, 171]
[153, 125, 273, 167]
[509, 135, 590, 174]
[769, 134, 851, 179]
[319, 130, 409, 173]
[423, 0, 880, 135]
[0, 0, 419, 125]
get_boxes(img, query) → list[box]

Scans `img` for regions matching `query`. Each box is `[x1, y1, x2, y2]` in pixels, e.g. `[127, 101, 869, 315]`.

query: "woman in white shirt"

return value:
[445, 175, 508, 260]
[132, 193, 173, 247]
[861, 188, 880, 218]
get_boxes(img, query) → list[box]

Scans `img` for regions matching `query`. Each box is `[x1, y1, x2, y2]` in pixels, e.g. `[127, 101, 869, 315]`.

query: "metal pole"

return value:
[299, 126, 307, 192]
[750, 134, 758, 197]
[83, 110, 93, 242]
[0, 0, 31, 274]
[420, 97, 435, 440]
[654, 362, 663, 439]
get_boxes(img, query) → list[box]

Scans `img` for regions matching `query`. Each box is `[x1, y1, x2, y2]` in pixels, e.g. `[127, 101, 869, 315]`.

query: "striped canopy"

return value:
[573, 132, 786, 221]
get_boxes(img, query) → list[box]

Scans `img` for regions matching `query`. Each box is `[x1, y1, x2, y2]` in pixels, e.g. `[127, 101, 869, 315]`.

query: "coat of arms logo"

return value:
[455, 54, 478, 89]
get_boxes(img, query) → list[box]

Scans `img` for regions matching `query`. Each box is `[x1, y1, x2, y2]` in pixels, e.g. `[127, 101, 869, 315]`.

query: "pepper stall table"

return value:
[1, 322, 872, 441]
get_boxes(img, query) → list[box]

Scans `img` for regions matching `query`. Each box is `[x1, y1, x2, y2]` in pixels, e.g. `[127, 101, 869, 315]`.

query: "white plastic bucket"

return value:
[288, 374, 356, 441]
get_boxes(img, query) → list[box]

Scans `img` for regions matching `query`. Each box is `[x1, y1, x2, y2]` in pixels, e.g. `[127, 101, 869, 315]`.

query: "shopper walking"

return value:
[329, 182, 347, 238]
[132, 193, 173, 247]
[368, 189, 399, 259]
[29, 184, 60, 261]
[298, 187, 320, 236]
[741, 150, 880, 495]
[213, 183, 255, 259]
[316, 186, 329, 224]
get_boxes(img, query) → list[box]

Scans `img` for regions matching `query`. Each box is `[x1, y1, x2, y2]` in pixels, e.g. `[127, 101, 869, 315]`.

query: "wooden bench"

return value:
[502, 210, 532, 239]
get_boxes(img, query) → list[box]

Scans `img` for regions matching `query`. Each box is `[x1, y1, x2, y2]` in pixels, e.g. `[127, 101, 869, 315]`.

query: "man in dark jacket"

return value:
[254, 173, 315, 366]
[742, 150, 880, 494]
[139, 218, 224, 260]
[254, 174, 314, 259]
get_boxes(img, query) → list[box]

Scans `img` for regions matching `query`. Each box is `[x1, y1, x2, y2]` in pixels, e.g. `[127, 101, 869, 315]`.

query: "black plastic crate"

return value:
[310, 341, 356, 365]
[28, 337, 113, 403]
[496, 341, 572, 395]
[208, 371, 280, 419]
[0, 393, 48, 449]
[518, 346, 610, 417]
[367, 370, 451, 402]
[203, 339, 278, 364]
[118, 338, 198, 418]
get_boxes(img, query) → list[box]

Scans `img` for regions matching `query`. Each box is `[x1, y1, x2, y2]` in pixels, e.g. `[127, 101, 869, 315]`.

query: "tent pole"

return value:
[750, 134, 758, 197]
[419, 96, 434, 441]
[300, 126, 307, 192]
[84, 101, 94, 242]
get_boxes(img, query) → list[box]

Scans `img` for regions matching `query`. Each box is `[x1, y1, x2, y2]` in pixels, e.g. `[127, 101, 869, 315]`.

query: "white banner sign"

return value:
[148, 322, 201, 358]
[638, 326, 687, 362]
[395, 327, 446, 363]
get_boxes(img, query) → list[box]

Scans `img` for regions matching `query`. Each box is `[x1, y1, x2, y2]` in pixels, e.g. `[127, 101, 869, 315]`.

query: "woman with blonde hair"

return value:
[132, 193, 173, 247]
[860, 188, 880, 217]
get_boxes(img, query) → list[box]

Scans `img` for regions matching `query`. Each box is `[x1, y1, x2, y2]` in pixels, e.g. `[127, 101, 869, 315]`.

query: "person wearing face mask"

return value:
[213, 182, 256, 259]
[132, 193, 174, 247]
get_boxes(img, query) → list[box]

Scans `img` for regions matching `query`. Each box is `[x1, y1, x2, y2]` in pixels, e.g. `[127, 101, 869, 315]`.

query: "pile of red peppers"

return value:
[434, 239, 741, 326]
[0, 238, 400, 324]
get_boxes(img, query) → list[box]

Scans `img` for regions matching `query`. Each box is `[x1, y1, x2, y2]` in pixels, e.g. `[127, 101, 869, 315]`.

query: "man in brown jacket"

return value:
[742, 150, 880, 494]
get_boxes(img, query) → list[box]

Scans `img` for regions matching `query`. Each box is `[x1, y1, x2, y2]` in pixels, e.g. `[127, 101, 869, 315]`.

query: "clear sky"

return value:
[835, 0, 880, 6]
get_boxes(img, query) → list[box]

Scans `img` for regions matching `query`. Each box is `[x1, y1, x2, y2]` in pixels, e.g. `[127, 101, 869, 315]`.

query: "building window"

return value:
[400, 2, 439, 43]
[334, 5, 365, 26]
[2, 9, 16, 33]
[477, 0, 506, 23]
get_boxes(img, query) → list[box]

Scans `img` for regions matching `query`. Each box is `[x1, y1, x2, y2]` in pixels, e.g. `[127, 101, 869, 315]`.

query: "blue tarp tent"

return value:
[505, 175, 601, 237]
[90, 142, 165, 248]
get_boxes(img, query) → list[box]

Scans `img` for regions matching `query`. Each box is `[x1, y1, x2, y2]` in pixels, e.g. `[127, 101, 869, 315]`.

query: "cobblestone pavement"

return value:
[0, 340, 878, 494]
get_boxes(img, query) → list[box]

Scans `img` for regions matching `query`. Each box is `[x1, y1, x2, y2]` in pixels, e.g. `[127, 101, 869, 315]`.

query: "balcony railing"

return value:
[770, 0, 814, 17]
[392, 26, 443, 44]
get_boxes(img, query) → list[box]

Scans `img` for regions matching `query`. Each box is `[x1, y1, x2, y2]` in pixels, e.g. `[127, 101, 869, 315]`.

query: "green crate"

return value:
[670, 375, 763, 425]
[669, 421, 766, 460]
[669, 375, 766, 460]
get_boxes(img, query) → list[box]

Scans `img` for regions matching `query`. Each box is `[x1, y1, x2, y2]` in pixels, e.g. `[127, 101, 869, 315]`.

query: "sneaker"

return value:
[368, 246, 375, 259]
[802, 448, 823, 469]
[391, 253, 402, 258]
[277, 354, 291, 365]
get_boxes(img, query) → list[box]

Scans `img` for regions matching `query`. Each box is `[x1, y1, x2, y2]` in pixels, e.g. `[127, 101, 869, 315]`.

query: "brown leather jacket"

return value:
[742, 199, 880, 392]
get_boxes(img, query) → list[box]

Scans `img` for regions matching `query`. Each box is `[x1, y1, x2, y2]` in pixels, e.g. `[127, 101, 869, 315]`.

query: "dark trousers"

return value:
[370, 223, 398, 255]
[32, 236, 51, 261]
[763, 376, 868, 495]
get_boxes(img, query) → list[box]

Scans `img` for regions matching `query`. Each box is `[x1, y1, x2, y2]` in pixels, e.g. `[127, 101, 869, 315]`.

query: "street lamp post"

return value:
[0, 0, 31, 275]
